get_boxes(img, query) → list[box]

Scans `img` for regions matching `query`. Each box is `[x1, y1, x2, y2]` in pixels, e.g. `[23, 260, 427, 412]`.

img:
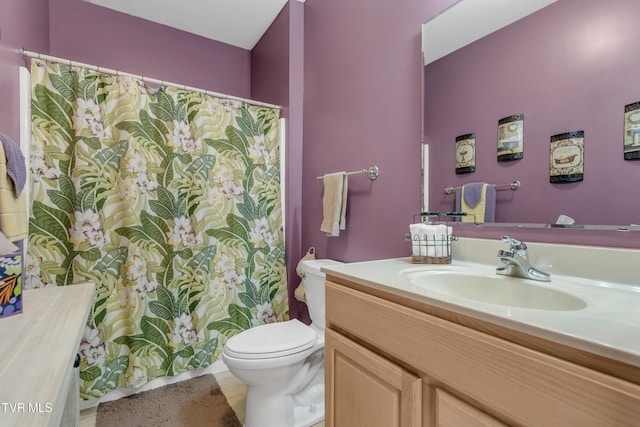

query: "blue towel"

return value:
[484, 184, 496, 222]
[455, 183, 497, 223]
[0, 132, 26, 197]
[463, 182, 485, 208]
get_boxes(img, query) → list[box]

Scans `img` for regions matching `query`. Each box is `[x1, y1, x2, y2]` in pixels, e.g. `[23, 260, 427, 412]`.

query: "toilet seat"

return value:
[224, 319, 318, 360]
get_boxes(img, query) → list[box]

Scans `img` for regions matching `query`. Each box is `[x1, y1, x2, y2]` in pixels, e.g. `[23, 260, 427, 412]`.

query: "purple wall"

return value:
[49, 0, 251, 97]
[286, 2, 305, 319]
[425, 0, 640, 248]
[252, 4, 289, 109]
[301, 0, 457, 263]
[0, 0, 49, 146]
[251, 2, 308, 320]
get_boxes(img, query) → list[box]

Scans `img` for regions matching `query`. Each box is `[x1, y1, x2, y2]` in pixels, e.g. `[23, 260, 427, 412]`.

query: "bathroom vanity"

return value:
[323, 238, 640, 426]
[0, 283, 95, 427]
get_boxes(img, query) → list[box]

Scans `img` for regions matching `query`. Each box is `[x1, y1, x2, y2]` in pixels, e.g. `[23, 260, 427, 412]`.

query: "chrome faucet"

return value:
[496, 236, 551, 282]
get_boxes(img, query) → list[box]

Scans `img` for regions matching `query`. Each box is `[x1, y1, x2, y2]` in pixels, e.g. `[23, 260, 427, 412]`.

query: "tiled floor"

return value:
[79, 370, 325, 427]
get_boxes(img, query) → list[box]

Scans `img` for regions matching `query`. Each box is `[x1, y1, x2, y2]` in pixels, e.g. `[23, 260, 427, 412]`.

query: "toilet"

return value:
[222, 259, 342, 427]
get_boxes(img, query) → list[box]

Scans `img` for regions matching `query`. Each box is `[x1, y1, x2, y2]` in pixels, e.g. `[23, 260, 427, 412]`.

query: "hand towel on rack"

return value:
[339, 174, 348, 231]
[455, 182, 496, 223]
[0, 132, 26, 197]
[0, 141, 28, 241]
[320, 172, 348, 236]
[484, 184, 496, 222]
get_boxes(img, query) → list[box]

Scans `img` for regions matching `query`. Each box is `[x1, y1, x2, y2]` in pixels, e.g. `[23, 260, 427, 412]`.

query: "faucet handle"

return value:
[501, 235, 527, 254]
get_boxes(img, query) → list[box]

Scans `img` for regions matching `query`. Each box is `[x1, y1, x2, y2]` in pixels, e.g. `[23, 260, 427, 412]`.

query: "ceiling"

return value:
[87, 0, 290, 50]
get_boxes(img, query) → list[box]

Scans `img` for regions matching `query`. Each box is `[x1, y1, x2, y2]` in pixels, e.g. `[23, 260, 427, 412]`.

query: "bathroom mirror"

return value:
[422, 0, 640, 228]
[421, 0, 558, 66]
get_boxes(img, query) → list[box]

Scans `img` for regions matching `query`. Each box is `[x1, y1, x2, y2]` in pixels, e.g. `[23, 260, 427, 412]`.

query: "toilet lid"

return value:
[224, 319, 317, 359]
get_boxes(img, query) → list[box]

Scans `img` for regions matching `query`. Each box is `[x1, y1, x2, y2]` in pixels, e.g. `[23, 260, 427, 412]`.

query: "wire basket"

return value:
[404, 232, 457, 264]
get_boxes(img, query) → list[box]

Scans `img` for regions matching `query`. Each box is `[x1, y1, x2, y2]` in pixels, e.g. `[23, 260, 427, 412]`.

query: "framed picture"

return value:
[624, 101, 640, 160]
[455, 133, 476, 174]
[550, 131, 584, 183]
[497, 114, 523, 161]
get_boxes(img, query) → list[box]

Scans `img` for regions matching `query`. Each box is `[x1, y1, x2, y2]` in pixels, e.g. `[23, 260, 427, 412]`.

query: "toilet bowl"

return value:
[222, 259, 342, 427]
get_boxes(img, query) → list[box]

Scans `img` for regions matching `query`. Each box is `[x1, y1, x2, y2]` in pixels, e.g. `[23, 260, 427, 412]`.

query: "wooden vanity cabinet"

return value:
[325, 279, 640, 427]
[325, 328, 422, 427]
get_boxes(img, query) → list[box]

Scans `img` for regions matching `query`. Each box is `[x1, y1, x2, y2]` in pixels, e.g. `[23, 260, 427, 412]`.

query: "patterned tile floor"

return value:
[79, 370, 325, 427]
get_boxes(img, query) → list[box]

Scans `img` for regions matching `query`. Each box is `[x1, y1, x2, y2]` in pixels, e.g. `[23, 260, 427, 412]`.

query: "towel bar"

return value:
[444, 180, 519, 194]
[316, 165, 379, 180]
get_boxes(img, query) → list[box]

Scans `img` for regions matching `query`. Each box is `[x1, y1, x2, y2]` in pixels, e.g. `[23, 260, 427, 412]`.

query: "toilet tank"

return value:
[300, 259, 343, 330]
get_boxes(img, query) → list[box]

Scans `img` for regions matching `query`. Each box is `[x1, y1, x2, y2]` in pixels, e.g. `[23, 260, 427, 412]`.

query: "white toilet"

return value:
[222, 259, 342, 427]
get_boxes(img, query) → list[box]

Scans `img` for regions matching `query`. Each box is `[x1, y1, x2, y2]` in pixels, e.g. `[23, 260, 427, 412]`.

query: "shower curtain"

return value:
[25, 59, 288, 400]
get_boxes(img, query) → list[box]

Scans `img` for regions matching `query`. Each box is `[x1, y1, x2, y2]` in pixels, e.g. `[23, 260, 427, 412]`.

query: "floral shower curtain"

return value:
[26, 59, 288, 400]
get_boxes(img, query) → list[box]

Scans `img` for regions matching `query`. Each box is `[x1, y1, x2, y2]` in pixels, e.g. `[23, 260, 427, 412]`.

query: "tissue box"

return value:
[0, 251, 22, 318]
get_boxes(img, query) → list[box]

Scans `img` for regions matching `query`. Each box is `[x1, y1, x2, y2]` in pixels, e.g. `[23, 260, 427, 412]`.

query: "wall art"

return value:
[455, 133, 476, 174]
[549, 130, 584, 183]
[624, 101, 640, 160]
[497, 114, 523, 161]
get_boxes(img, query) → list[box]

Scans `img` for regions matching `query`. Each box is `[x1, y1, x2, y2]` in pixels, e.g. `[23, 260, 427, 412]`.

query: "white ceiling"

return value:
[87, 0, 290, 50]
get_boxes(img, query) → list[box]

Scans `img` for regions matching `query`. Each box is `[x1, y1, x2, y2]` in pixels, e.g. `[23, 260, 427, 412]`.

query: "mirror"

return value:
[422, 0, 640, 228]
[421, 0, 558, 66]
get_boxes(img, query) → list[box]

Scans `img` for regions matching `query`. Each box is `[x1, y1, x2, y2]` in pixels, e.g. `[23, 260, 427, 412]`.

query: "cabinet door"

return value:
[326, 328, 421, 427]
[435, 388, 508, 427]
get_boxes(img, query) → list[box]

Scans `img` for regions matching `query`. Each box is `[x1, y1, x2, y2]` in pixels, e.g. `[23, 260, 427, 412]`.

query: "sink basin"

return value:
[402, 270, 587, 311]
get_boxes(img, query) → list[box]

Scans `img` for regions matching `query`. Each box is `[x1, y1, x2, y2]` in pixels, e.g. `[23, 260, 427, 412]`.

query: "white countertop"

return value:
[322, 257, 640, 368]
[0, 283, 95, 427]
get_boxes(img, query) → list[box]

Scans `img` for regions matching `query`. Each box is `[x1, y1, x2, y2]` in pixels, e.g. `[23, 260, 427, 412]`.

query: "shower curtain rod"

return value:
[20, 48, 281, 110]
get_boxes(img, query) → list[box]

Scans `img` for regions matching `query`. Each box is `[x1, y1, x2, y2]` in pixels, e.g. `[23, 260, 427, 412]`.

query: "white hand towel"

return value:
[339, 174, 348, 231]
[423, 224, 439, 257]
[320, 172, 347, 236]
[409, 223, 428, 256]
[409, 224, 452, 257]
[0, 230, 19, 255]
[433, 224, 452, 257]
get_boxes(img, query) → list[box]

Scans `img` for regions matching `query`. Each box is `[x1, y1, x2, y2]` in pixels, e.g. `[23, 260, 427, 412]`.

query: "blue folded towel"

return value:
[0, 132, 26, 197]
[462, 182, 485, 208]
[455, 183, 496, 223]
[485, 184, 496, 222]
